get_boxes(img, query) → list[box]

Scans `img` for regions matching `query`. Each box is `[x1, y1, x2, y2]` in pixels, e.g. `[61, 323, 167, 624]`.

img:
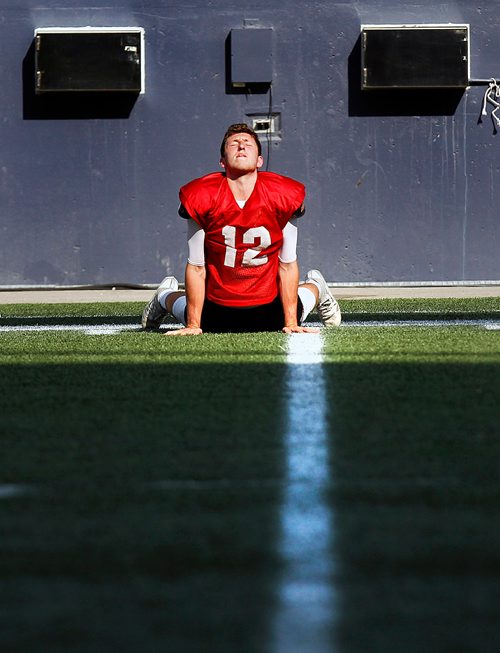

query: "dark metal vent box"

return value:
[361, 25, 469, 89]
[34, 28, 145, 93]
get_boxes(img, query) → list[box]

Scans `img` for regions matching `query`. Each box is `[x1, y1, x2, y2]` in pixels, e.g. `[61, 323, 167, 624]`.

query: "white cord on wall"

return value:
[481, 78, 500, 131]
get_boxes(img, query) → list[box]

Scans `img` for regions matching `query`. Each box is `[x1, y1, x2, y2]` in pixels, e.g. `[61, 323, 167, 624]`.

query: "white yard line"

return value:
[272, 332, 337, 653]
[345, 318, 500, 328]
[0, 324, 139, 335]
[0, 323, 190, 334]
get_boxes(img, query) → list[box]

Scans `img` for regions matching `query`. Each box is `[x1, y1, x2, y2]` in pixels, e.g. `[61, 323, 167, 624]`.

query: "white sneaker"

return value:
[141, 276, 179, 329]
[305, 269, 341, 327]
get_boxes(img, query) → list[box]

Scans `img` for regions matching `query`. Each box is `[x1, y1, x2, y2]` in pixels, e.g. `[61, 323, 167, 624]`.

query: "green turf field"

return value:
[0, 297, 499, 652]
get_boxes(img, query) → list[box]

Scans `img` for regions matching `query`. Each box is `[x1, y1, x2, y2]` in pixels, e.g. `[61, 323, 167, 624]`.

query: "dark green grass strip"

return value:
[341, 296, 500, 322]
[0, 302, 141, 326]
[341, 295, 499, 315]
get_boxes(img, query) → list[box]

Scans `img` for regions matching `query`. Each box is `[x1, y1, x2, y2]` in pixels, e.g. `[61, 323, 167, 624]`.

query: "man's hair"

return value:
[220, 123, 262, 158]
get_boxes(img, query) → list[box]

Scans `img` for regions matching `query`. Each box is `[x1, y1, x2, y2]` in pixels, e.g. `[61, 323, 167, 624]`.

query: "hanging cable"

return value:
[265, 83, 273, 171]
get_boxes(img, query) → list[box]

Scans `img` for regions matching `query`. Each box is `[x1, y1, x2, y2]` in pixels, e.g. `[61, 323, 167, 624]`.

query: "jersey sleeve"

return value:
[179, 172, 224, 228]
[258, 172, 306, 228]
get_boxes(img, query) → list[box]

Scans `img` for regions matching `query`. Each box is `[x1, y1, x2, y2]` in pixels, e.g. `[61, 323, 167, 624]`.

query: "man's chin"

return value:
[228, 162, 255, 174]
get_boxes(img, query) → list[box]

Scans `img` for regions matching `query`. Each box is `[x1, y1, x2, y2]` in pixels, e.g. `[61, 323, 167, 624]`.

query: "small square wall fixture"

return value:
[34, 27, 145, 93]
[230, 28, 273, 87]
[361, 24, 469, 89]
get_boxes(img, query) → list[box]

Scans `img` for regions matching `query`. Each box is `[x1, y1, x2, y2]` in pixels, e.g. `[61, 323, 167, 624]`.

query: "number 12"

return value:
[222, 226, 272, 268]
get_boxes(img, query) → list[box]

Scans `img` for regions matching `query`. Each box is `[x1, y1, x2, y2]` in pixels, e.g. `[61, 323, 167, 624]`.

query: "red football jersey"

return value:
[179, 172, 305, 307]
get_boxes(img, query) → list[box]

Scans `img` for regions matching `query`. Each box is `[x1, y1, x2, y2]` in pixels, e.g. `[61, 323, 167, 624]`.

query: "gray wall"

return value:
[1, 1, 499, 286]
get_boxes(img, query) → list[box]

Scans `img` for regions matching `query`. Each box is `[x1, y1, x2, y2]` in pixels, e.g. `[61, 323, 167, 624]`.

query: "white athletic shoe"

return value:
[305, 269, 341, 327]
[142, 276, 179, 330]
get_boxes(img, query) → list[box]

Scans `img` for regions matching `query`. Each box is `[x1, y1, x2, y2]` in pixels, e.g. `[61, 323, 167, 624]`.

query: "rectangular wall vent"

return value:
[361, 24, 469, 89]
[34, 27, 145, 93]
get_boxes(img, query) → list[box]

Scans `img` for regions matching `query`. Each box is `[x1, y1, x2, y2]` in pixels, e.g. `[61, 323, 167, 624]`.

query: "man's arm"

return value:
[165, 213, 206, 336]
[165, 263, 205, 336]
[185, 262, 206, 329]
[278, 260, 317, 333]
[278, 213, 319, 334]
[278, 259, 300, 328]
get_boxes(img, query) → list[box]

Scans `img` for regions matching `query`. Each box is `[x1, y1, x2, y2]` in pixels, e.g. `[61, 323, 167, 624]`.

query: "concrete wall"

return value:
[1, 1, 499, 286]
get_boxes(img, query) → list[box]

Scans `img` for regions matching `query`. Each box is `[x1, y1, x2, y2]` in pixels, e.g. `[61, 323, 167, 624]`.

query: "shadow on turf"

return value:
[1, 358, 499, 652]
[0, 360, 289, 652]
[326, 360, 500, 652]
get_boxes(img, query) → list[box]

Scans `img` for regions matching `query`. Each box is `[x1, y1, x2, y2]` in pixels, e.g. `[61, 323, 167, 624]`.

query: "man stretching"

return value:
[142, 123, 341, 335]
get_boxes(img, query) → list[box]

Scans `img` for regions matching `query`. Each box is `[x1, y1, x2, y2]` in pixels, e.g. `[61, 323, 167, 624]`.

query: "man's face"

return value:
[221, 133, 263, 174]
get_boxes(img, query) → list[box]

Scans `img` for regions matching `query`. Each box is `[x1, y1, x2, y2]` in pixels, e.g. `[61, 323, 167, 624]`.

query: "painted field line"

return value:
[0, 323, 189, 334]
[0, 324, 139, 335]
[345, 318, 500, 328]
[272, 332, 337, 653]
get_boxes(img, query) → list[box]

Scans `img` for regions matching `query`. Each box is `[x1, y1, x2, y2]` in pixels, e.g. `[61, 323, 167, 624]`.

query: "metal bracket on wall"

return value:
[246, 112, 281, 140]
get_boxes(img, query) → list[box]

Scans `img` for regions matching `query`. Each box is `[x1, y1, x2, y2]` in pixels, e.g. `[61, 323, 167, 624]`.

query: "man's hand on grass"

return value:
[282, 325, 320, 334]
[164, 327, 203, 336]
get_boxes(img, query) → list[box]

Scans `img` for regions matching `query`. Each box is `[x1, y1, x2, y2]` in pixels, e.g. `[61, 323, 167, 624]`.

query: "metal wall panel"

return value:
[0, 1, 499, 285]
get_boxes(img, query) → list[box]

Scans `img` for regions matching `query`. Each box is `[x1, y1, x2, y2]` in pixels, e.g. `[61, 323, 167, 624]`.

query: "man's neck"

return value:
[226, 169, 258, 201]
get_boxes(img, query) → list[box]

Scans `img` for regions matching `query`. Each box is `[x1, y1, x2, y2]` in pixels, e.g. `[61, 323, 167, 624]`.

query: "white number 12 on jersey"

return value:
[222, 226, 272, 268]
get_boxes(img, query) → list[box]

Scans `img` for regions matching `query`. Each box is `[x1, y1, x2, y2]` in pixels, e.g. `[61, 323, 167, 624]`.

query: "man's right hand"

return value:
[164, 327, 203, 336]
